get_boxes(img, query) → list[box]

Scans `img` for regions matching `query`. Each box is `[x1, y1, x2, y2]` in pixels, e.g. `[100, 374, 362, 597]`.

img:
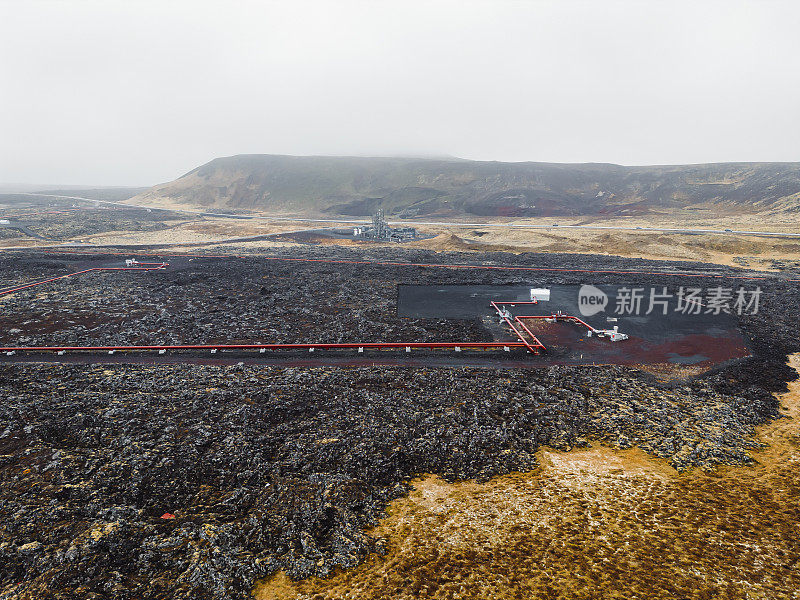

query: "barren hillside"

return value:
[130, 155, 800, 218]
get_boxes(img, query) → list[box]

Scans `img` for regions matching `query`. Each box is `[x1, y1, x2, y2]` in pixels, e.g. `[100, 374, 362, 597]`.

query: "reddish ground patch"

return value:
[517, 318, 750, 372]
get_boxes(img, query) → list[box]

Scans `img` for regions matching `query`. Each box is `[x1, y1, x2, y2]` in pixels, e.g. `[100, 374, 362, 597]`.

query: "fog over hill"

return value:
[131, 155, 800, 218]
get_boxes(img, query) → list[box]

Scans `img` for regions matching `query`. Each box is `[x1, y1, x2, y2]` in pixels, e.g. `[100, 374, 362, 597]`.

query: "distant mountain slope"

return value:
[131, 155, 800, 218]
[34, 187, 148, 202]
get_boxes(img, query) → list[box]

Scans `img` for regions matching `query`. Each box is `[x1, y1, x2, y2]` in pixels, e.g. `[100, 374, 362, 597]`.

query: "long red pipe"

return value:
[512, 317, 546, 349]
[0, 262, 167, 297]
[489, 301, 544, 353]
[0, 342, 526, 353]
[561, 315, 598, 333]
[1, 264, 527, 355]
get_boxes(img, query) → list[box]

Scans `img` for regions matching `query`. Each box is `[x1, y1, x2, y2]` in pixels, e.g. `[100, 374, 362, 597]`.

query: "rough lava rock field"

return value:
[0, 246, 799, 599]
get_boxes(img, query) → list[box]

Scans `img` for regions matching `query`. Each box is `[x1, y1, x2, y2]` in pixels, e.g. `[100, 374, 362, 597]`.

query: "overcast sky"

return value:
[1, 0, 799, 186]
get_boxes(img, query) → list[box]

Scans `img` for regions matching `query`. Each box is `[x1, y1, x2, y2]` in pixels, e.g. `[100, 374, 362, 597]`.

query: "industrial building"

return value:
[353, 210, 416, 242]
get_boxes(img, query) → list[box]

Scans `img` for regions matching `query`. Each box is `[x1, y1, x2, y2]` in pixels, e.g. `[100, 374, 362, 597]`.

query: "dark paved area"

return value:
[399, 284, 751, 368]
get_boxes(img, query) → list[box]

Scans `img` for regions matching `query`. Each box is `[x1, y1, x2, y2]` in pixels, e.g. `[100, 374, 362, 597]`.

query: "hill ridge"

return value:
[132, 154, 800, 218]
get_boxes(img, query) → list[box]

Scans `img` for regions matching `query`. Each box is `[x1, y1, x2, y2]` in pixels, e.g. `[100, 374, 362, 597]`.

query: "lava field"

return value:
[0, 246, 799, 599]
[0, 206, 185, 242]
[0, 247, 798, 356]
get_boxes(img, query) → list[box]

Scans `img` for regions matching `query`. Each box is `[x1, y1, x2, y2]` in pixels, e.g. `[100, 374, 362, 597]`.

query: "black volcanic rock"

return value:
[0, 247, 798, 599]
[0, 358, 793, 599]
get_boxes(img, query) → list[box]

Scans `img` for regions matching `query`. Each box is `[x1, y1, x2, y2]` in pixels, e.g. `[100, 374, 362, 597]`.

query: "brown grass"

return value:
[6, 208, 797, 271]
[405, 228, 800, 271]
[255, 355, 800, 600]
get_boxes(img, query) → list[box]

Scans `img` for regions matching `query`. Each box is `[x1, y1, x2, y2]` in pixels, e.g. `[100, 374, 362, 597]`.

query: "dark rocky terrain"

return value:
[0, 360, 795, 600]
[0, 247, 798, 599]
[132, 154, 800, 217]
[0, 207, 185, 242]
[1, 247, 797, 353]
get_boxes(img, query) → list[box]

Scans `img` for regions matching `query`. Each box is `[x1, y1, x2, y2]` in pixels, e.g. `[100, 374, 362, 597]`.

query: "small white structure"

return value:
[125, 259, 139, 267]
[530, 288, 551, 302]
[0, 219, 10, 225]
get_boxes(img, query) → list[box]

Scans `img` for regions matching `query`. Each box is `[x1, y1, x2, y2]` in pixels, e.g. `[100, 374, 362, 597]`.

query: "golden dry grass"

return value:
[4, 207, 798, 271]
[255, 355, 800, 600]
[405, 227, 800, 271]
